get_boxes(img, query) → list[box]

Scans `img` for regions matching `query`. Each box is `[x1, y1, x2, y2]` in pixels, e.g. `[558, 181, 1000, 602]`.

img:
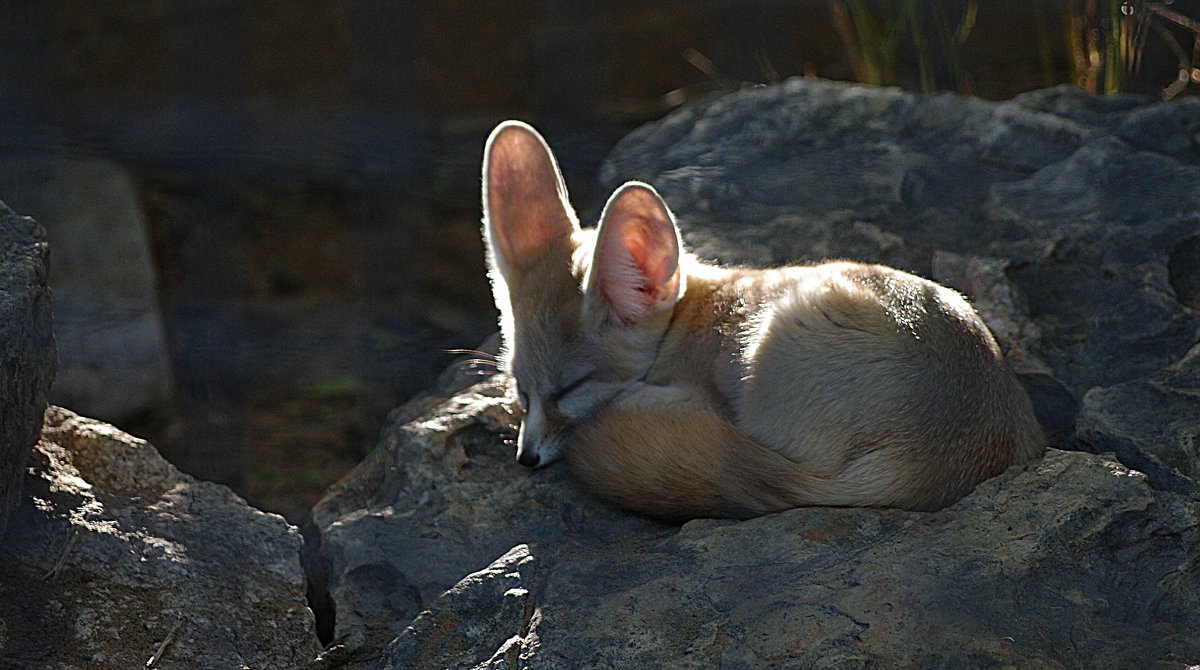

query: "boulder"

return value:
[0, 407, 321, 669]
[309, 368, 1200, 670]
[0, 158, 172, 424]
[375, 447, 1198, 669]
[305, 81, 1200, 668]
[1075, 342, 1200, 498]
[0, 201, 55, 539]
[304, 367, 660, 662]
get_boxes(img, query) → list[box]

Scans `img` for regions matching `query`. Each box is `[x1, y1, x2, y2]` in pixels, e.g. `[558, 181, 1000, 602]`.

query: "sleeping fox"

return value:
[482, 120, 1045, 521]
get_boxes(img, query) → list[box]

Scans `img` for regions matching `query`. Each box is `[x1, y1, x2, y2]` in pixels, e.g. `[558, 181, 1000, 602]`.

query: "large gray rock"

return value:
[0, 201, 55, 539]
[0, 159, 171, 423]
[0, 407, 320, 669]
[376, 449, 1198, 669]
[304, 366, 660, 662]
[306, 81, 1200, 668]
[1075, 342, 1200, 498]
[309, 369, 1200, 670]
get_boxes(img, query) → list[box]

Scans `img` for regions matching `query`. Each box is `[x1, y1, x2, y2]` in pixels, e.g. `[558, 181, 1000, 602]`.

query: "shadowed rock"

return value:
[0, 201, 55, 539]
[0, 408, 321, 669]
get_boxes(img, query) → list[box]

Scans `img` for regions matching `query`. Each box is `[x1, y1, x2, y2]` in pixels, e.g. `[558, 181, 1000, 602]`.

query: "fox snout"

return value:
[515, 423, 560, 468]
[515, 430, 542, 467]
[514, 403, 566, 468]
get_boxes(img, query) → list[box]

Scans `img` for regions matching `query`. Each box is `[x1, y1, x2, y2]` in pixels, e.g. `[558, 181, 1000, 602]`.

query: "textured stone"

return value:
[0, 201, 55, 538]
[0, 407, 320, 669]
[489, 450, 1198, 669]
[312, 371, 1200, 670]
[1075, 343, 1200, 498]
[377, 544, 538, 670]
[303, 370, 659, 663]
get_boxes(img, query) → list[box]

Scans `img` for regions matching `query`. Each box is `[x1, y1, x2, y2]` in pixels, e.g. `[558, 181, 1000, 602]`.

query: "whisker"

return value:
[444, 348, 500, 362]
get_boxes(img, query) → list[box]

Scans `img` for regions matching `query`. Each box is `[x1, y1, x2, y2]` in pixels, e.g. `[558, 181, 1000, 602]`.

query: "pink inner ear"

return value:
[484, 123, 574, 270]
[591, 185, 682, 324]
[620, 220, 679, 302]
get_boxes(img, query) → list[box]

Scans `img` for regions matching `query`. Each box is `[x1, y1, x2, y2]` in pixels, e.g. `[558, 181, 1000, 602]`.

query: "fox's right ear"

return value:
[482, 121, 579, 278]
[584, 182, 685, 325]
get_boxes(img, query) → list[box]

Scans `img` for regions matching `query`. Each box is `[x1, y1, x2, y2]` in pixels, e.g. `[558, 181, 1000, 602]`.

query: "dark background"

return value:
[1, 0, 1196, 520]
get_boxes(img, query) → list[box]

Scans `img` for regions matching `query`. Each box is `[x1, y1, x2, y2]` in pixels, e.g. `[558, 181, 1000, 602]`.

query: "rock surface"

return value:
[0, 201, 55, 539]
[0, 407, 320, 669]
[306, 81, 1200, 668]
[384, 447, 1198, 669]
[0, 158, 172, 424]
[1075, 342, 1200, 498]
[309, 376, 1200, 670]
[304, 365, 662, 661]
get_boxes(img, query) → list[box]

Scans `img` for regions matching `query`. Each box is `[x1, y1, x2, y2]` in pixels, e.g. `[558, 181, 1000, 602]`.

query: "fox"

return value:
[481, 120, 1046, 521]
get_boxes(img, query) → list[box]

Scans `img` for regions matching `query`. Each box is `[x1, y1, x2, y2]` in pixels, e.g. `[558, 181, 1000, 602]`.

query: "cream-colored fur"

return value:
[482, 120, 1045, 521]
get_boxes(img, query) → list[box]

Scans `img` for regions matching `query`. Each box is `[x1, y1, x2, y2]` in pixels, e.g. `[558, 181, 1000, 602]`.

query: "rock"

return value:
[1075, 343, 1200, 498]
[0, 158, 172, 424]
[405, 450, 1197, 669]
[307, 81, 1200, 668]
[0, 201, 55, 538]
[1170, 233, 1200, 310]
[303, 371, 661, 662]
[377, 544, 538, 670]
[0, 407, 320, 669]
[309, 371, 1200, 670]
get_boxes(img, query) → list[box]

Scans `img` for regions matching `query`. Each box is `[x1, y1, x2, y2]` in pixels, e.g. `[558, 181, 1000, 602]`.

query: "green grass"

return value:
[831, 0, 1199, 99]
[830, 0, 977, 92]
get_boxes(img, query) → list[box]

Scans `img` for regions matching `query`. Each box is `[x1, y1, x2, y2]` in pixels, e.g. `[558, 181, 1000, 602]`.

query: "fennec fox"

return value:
[482, 120, 1045, 521]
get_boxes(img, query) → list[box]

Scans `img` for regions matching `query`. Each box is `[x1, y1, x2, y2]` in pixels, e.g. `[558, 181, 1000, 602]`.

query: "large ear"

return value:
[584, 182, 685, 324]
[482, 121, 578, 277]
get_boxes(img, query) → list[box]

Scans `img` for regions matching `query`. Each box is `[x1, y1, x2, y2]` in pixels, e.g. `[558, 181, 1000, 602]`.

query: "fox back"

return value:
[482, 120, 1046, 521]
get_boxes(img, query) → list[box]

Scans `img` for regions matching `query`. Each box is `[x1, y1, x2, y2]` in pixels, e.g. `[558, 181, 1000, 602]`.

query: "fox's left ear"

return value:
[584, 182, 685, 325]
[482, 121, 579, 280]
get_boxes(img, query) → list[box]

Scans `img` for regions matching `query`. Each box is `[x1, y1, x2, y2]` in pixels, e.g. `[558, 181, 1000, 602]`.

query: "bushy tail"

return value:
[563, 393, 1045, 521]
[564, 404, 841, 521]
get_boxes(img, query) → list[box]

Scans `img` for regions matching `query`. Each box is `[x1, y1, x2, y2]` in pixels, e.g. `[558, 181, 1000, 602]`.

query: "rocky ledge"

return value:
[0, 407, 321, 668]
[304, 81, 1200, 668]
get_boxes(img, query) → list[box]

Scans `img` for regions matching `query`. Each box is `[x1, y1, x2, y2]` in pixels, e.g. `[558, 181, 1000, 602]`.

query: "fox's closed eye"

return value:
[553, 373, 607, 420]
[551, 373, 594, 404]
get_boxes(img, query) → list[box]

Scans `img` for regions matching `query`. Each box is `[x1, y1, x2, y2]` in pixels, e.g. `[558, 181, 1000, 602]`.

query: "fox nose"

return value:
[515, 411, 542, 467]
[516, 450, 540, 467]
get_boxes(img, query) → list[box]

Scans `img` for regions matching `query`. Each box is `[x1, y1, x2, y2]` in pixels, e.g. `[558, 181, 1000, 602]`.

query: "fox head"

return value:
[482, 121, 686, 468]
